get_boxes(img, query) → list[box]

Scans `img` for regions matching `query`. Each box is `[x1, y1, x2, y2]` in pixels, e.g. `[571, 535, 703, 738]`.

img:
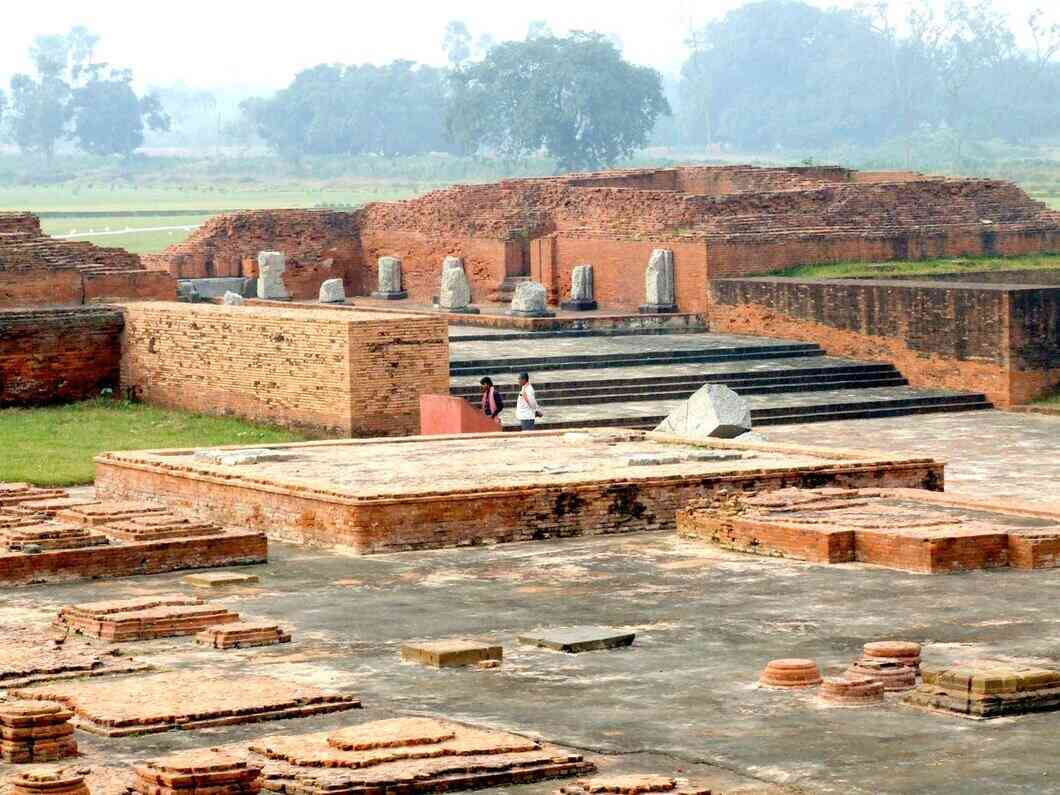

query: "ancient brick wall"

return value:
[146, 167, 1060, 312]
[0, 307, 123, 406]
[358, 232, 506, 303]
[119, 302, 448, 436]
[0, 212, 176, 307]
[709, 277, 1060, 405]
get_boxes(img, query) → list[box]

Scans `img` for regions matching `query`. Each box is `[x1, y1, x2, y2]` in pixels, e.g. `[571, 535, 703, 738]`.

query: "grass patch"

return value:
[771, 253, 1060, 279]
[0, 398, 308, 487]
[1034, 391, 1060, 406]
[38, 214, 213, 254]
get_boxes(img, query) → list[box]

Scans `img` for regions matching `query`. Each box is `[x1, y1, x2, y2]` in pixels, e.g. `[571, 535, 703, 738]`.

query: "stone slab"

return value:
[183, 571, 261, 588]
[517, 627, 636, 653]
[400, 640, 502, 668]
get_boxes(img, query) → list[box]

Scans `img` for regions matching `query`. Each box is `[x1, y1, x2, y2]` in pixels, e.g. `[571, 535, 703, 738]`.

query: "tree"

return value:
[7, 26, 169, 159]
[243, 61, 455, 160]
[443, 21, 472, 67]
[447, 32, 670, 171]
[70, 68, 170, 157]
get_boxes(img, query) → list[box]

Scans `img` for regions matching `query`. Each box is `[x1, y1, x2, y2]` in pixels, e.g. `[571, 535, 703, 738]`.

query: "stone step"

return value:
[450, 343, 824, 376]
[498, 388, 992, 431]
[459, 376, 910, 406]
[451, 362, 902, 398]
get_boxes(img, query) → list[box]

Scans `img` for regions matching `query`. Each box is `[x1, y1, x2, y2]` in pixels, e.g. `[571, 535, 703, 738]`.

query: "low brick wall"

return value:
[709, 277, 1060, 406]
[120, 302, 449, 436]
[0, 307, 123, 406]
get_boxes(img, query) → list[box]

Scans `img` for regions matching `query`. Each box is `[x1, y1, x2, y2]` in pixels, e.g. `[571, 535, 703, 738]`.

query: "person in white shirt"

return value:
[515, 371, 541, 430]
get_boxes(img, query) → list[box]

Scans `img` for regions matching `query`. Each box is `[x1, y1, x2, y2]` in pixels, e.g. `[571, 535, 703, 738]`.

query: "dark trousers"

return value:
[519, 419, 536, 431]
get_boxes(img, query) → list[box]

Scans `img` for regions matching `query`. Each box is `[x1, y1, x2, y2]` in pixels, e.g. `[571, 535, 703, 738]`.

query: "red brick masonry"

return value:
[94, 430, 944, 553]
[709, 278, 1060, 405]
[148, 166, 1060, 314]
[677, 486, 1060, 573]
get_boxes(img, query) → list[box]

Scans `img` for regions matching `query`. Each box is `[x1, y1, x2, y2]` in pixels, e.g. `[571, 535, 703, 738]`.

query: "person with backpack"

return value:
[480, 377, 504, 419]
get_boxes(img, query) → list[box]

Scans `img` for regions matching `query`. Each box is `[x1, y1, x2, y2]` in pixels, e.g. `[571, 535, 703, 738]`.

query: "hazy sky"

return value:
[0, 0, 1054, 92]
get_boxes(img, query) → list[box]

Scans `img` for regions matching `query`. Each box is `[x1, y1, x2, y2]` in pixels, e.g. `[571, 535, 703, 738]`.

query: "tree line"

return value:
[0, 27, 169, 159]
[2, 2, 1058, 169]
[677, 0, 1060, 154]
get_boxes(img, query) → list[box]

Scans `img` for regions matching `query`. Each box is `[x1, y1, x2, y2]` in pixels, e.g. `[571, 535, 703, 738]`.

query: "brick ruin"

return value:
[0, 212, 176, 307]
[94, 431, 944, 552]
[147, 166, 1060, 313]
[0, 484, 267, 586]
[678, 486, 1060, 573]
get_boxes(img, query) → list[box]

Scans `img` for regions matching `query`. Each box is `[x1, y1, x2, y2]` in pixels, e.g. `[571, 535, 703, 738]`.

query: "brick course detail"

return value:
[709, 278, 1060, 405]
[0, 307, 123, 406]
[119, 302, 449, 436]
[94, 431, 944, 553]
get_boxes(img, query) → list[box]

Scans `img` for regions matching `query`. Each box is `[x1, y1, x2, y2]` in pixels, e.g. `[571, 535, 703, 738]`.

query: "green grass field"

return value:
[771, 253, 1060, 279]
[0, 398, 308, 486]
[37, 214, 212, 254]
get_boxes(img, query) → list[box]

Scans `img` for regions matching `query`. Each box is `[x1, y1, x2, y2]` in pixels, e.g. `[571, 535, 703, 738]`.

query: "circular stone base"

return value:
[759, 658, 823, 688]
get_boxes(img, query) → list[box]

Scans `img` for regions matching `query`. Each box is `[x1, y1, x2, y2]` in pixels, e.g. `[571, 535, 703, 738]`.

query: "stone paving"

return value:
[767, 409, 1060, 504]
[449, 332, 810, 362]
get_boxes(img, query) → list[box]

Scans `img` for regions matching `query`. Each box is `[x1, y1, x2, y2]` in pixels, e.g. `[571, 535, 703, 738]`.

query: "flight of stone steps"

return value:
[448, 328, 992, 430]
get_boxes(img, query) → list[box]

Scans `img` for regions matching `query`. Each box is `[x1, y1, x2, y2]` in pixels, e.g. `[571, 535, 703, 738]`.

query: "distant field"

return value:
[7, 181, 434, 253]
[38, 214, 212, 254]
[771, 253, 1060, 279]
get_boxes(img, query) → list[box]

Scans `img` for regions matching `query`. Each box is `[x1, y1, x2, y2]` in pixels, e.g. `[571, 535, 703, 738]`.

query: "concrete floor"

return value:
[767, 409, 1060, 505]
[4, 522, 1060, 794]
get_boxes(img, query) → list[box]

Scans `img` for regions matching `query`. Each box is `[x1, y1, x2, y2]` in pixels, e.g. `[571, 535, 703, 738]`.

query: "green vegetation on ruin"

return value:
[0, 397, 308, 486]
[771, 253, 1060, 280]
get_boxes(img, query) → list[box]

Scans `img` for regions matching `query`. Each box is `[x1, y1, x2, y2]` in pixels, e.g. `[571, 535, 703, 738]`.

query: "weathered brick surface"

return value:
[0, 306, 123, 406]
[119, 302, 448, 436]
[94, 432, 944, 553]
[709, 278, 1060, 405]
[0, 211, 176, 306]
[678, 487, 1060, 574]
[147, 166, 1060, 313]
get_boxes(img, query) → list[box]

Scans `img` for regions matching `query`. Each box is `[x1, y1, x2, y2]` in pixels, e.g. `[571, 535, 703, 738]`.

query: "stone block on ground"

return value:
[183, 571, 260, 588]
[654, 383, 752, 439]
[902, 659, 1060, 719]
[509, 281, 555, 318]
[11, 671, 361, 736]
[193, 448, 285, 466]
[438, 264, 478, 314]
[256, 251, 289, 300]
[318, 278, 346, 304]
[247, 716, 594, 792]
[517, 627, 635, 654]
[639, 249, 677, 314]
[195, 621, 290, 649]
[372, 256, 407, 300]
[222, 291, 244, 306]
[561, 265, 598, 311]
[400, 639, 503, 668]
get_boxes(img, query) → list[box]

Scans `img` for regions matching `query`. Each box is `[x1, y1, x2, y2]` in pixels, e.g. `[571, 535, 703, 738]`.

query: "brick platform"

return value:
[678, 487, 1060, 573]
[133, 750, 262, 795]
[195, 622, 291, 649]
[245, 717, 594, 794]
[12, 671, 361, 736]
[7, 768, 90, 795]
[555, 775, 711, 795]
[94, 430, 943, 552]
[56, 595, 242, 642]
[119, 302, 448, 436]
[0, 486, 267, 586]
[0, 700, 78, 763]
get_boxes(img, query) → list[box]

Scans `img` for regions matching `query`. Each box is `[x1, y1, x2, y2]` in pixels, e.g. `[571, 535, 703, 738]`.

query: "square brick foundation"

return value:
[94, 430, 943, 553]
[678, 487, 1060, 573]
